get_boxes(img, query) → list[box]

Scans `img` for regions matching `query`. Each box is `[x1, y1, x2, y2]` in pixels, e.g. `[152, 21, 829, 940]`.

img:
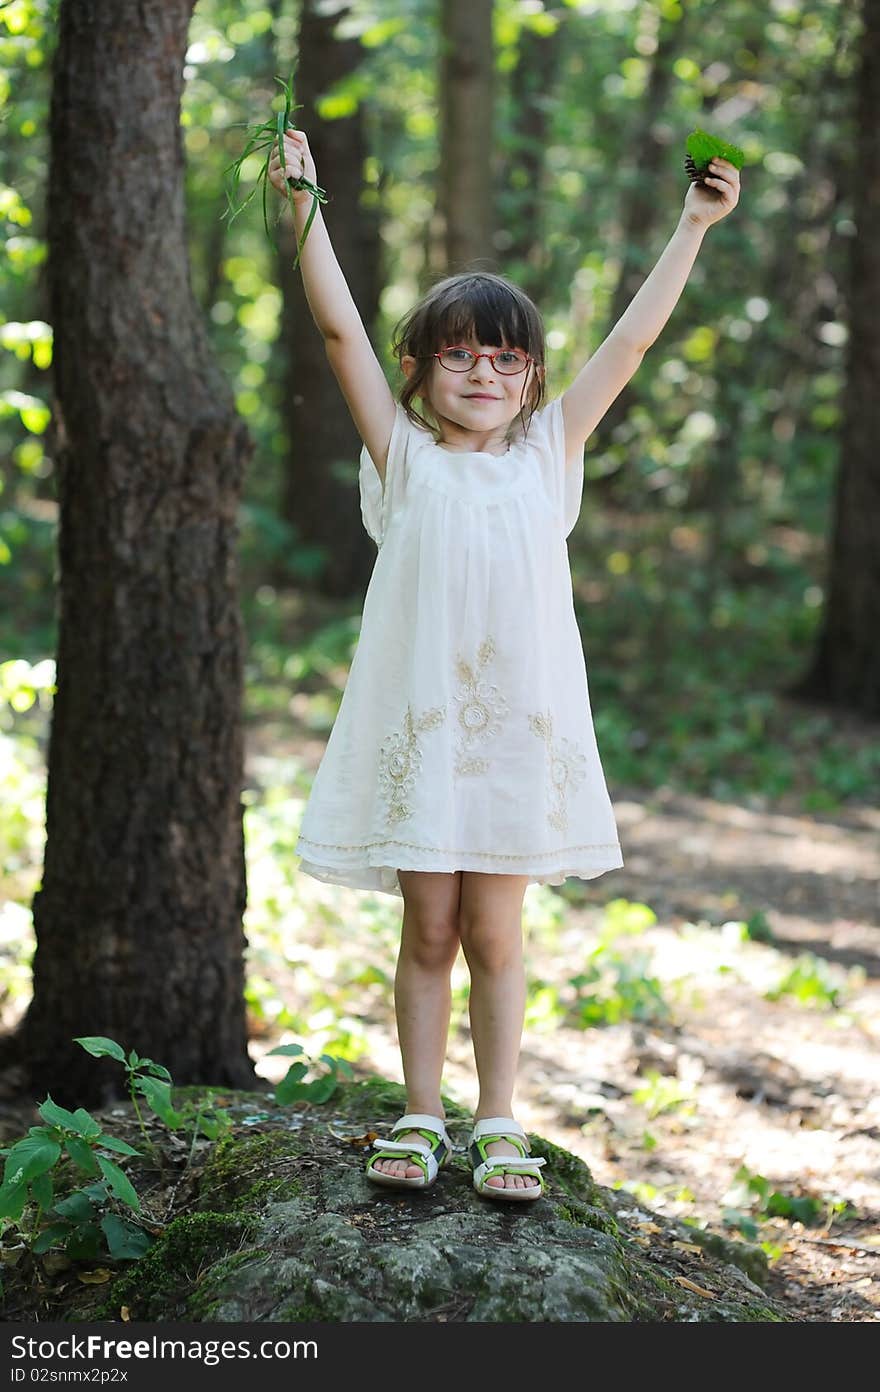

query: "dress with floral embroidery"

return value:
[294, 393, 624, 897]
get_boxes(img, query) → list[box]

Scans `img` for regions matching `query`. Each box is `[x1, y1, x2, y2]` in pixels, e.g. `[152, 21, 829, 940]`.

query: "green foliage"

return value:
[263, 1041, 353, 1105]
[722, 1164, 855, 1234]
[631, 1070, 696, 1120]
[222, 68, 328, 270]
[764, 952, 846, 1009]
[568, 899, 670, 1028]
[685, 127, 746, 172]
[0, 1090, 150, 1267]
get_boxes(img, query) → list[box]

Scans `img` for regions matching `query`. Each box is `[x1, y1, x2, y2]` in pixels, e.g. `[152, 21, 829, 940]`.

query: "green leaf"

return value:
[96, 1135, 142, 1158]
[73, 1036, 127, 1063]
[3, 1134, 61, 1186]
[53, 1190, 97, 1222]
[38, 1094, 80, 1131]
[273, 1063, 308, 1105]
[134, 1075, 183, 1128]
[70, 1109, 103, 1140]
[141, 1063, 172, 1083]
[65, 1222, 103, 1261]
[265, 1043, 305, 1059]
[0, 1177, 29, 1220]
[30, 1171, 54, 1209]
[96, 1156, 140, 1212]
[31, 1221, 73, 1254]
[64, 1135, 100, 1175]
[301, 1075, 337, 1104]
[100, 1213, 153, 1260]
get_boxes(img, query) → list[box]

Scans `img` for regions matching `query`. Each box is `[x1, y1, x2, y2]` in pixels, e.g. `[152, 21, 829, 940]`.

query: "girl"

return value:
[267, 131, 740, 1200]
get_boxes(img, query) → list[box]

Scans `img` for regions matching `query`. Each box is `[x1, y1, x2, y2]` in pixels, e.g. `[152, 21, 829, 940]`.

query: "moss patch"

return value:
[89, 1212, 263, 1322]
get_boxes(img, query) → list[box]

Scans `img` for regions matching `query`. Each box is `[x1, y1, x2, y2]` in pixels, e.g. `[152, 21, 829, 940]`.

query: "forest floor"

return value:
[246, 722, 880, 1325]
[2, 726, 878, 1323]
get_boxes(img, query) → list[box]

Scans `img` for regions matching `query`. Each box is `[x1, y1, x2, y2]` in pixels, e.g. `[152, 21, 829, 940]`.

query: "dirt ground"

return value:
[254, 778, 878, 1324]
[2, 765, 877, 1323]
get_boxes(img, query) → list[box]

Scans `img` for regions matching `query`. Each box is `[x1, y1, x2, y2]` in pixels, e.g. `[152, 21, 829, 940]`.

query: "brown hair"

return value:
[389, 271, 547, 442]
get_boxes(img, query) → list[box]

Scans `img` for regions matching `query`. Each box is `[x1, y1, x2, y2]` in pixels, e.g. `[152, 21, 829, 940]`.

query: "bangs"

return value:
[433, 286, 535, 355]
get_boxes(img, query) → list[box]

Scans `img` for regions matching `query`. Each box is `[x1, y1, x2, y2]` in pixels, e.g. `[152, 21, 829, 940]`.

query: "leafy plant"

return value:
[632, 1070, 696, 1120]
[73, 1036, 231, 1161]
[265, 1042, 354, 1104]
[0, 1093, 152, 1264]
[222, 68, 328, 270]
[764, 953, 843, 1009]
[722, 1164, 848, 1230]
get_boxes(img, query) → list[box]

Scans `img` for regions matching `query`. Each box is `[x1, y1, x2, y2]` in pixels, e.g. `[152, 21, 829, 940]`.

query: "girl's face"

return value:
[402, 330, 542, 446]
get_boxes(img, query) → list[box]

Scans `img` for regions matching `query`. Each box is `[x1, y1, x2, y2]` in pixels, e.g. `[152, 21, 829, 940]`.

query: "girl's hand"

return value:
[683, 157, 741, 229]
[267, 128, 318, 207]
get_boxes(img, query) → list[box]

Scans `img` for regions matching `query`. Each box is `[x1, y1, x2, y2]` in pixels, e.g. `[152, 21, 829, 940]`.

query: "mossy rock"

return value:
[46, 1078, 789, 1323]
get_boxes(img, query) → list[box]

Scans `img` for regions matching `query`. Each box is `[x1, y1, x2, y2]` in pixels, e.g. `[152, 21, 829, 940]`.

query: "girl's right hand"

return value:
[267, 127, 318, 205]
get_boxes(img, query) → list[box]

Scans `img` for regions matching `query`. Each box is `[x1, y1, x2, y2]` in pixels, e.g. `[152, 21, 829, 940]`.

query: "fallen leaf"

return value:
[672, 1241, 704, 1256]
[635, 1221, 663, 1234]
[120, 1307, 131, 1322]
[631, 1236, 651, 1248]
[77, 1269, 111, 1285]
[674, 1275, 715, 1299]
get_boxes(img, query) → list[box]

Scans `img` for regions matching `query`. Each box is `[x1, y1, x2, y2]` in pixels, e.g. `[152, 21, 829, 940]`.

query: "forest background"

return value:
[0, 0, 878, 1323]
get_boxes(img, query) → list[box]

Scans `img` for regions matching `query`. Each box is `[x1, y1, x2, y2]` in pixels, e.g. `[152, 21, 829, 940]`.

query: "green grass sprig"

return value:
[222, 70, 328, 272]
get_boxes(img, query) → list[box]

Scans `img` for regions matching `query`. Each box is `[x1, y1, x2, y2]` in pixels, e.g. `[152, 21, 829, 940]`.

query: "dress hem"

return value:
[296, 834, 624, 899]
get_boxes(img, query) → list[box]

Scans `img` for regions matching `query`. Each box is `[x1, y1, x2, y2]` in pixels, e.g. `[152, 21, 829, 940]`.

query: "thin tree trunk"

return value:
[790, 0, 880, 718]
[502, 22, 563, 303]
[589, 4, 690, 468]
[439, 0, 495, 272]
[277, 0, 381, 598]
[13, 0, 255, 1105]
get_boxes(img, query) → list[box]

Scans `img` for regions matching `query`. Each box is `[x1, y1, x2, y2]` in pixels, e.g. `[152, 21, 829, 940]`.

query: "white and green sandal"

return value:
[469, 1117, 546, 1202]
[366, 1113, 453, 1191]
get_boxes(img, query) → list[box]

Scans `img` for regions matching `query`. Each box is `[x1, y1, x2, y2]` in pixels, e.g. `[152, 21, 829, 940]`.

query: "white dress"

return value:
[295, 392, 624, 898]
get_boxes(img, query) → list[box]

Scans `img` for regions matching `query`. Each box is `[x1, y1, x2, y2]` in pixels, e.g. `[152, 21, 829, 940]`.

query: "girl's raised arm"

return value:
[561, 156, 741, 467]
[269, 130, 396, 483]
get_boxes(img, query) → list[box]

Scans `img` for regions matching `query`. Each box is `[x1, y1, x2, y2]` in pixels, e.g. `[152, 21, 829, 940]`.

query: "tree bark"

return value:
[277, 0, 381, 598]
[502, 20, 563, 303]
[789, 0, 880, 718]
[588, 4, 690, 470]
[439, 0, 495, 273]
[16, 0, 256, 1105]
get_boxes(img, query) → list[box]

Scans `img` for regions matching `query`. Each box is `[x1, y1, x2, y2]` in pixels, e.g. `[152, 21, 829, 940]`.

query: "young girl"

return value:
[268, 131, 740, 1200]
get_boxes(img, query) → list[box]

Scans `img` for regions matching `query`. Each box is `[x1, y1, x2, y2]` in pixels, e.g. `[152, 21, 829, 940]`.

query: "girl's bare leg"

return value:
[371, 870, 462, 1179]
[458, 872, 535, 1190]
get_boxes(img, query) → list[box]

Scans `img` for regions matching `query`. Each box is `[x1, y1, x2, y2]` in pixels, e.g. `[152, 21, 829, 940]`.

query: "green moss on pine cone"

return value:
[684, 126, 745, 187]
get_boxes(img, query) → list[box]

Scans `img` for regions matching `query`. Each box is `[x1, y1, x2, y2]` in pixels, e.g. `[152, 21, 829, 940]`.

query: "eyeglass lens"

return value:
[439, 347, 529, 374]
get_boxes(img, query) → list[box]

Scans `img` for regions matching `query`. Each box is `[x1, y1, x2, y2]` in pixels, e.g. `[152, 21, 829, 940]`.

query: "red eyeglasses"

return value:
[430, 345, 534, 376]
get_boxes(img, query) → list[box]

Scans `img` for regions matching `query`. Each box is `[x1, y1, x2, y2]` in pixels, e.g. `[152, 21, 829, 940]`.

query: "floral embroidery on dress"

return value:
[528, 710, 588, 833]
[453, 636, 509, 777]
[378, 703, 446, 826]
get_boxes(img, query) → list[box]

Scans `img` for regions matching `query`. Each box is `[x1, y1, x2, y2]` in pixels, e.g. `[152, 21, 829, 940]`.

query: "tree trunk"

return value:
[588, 4, 690, 471]
[502, 21, 563, 303]
[789, 0, 880, 718]
[439, 0, 495, 272]
[278, 0, 381, 599]
[16, 0, 256, 1106]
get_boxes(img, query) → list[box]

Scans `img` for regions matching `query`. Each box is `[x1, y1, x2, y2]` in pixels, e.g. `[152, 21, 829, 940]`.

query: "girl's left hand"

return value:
[683, 157, 741, 228]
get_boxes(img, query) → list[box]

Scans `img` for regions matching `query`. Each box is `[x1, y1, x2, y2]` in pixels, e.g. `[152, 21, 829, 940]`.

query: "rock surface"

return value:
[89, 1079, 788, 1323]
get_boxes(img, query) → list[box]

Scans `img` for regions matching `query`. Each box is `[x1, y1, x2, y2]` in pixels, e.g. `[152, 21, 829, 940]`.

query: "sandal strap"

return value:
[391, 1113, 451, 1145]
[372, 1136, 435, 1158]
[471, 1116, 530, 1150]
[474, 1155, 546, 1172]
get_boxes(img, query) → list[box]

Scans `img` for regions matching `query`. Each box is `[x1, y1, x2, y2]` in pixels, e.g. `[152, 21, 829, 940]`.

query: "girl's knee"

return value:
[400, 914, 460, 970]
[458, 915, 523, 973]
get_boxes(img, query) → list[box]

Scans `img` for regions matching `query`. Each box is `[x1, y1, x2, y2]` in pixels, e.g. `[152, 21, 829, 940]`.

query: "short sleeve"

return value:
[358, 401, 413, 548]
[530, 394, 584, 538]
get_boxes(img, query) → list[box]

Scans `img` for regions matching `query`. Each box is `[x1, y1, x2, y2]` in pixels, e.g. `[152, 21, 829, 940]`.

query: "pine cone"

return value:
[684, 154, 710, 188]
